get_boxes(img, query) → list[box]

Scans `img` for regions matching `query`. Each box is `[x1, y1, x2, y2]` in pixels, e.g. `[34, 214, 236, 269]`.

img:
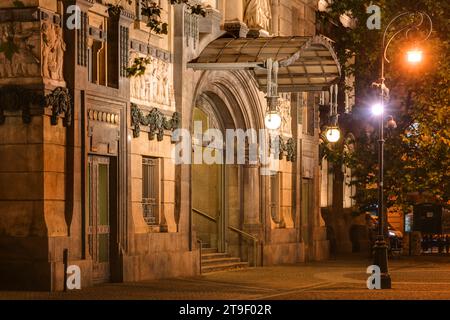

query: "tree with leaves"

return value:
[319, 0, 450, 213]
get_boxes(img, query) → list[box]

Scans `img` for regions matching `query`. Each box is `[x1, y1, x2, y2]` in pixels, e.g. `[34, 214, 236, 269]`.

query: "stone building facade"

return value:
[0, 0, 341, 290]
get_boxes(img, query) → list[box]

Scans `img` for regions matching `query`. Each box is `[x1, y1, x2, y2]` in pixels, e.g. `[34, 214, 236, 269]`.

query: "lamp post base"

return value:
[372, 236, 392, 289]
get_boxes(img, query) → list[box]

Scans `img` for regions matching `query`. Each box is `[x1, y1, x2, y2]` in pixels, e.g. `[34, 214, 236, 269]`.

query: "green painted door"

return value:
[88, 156, 111, 283]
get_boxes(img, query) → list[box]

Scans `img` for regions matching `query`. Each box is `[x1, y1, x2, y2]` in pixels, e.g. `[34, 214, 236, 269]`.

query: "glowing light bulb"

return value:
[265, 111, 282, 130]
[326, 127, 341, 143]
[407, 49, 423, 64]
[371, 103, 384, 116]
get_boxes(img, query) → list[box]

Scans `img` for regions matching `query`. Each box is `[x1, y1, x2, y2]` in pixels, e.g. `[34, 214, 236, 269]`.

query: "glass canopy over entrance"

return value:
[188, 35, 341, 92]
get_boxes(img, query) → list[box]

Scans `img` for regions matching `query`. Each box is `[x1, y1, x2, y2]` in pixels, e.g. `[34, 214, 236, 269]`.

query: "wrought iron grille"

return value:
[142, 157, 159, 225]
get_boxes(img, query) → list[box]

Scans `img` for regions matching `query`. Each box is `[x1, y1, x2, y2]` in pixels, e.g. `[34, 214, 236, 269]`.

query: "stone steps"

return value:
[200, 248, 249, 273]
[202, 261, 249, 273]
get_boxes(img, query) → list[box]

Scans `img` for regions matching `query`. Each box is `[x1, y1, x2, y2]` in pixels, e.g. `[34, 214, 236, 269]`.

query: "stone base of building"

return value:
[262, 228, 330, 265]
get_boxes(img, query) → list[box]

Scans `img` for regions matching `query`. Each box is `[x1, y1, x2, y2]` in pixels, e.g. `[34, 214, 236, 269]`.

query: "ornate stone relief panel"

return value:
[87, 108, 120, 155]
[129, 53, 175, 110]
[0, 21, 40, 79]
[279, 93, 292, 138]
[41, 19, 66, 82]
[0, 8, 66, 85]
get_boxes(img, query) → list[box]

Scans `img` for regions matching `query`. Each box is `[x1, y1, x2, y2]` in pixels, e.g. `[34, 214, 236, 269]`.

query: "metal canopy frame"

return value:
[187, 35, 342, 93]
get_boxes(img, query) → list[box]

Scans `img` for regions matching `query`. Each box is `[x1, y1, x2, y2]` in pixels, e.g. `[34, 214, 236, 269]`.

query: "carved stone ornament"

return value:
[244, 0, 272, 31]
[279, 94, 292, 136]
[0, 21, 41, 79]
[0, 86, 43, 124]
[41, 20, 66, 81]
[131, 103, 180, 142]
[129, 53, 174, 106]
[270, 136, 297, 162]
[44, 87, 72, 126]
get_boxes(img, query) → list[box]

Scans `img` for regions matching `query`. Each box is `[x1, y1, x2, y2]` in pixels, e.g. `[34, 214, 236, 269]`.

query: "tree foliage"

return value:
[320, 0, 450, 212]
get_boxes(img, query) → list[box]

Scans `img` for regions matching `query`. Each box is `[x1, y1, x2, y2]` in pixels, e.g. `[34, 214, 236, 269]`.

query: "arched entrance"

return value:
[189, 70, 265, 265]
[191, 94, 240, 254]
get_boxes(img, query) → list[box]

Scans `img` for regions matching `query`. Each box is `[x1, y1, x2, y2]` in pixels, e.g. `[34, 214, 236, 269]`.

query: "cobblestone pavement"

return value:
[3, 255, 450, 300]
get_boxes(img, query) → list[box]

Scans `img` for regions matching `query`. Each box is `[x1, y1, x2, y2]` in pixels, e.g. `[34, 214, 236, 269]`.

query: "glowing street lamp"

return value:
[371, 103, 384, 116]
[407, 49, 423, 64]
[370, 11, 432, 290]
[265, 110, 282, 130]
[325, 127, 341, 143]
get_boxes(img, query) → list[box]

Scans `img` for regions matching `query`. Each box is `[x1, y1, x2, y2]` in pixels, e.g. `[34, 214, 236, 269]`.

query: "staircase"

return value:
[201, 247, 249, 274]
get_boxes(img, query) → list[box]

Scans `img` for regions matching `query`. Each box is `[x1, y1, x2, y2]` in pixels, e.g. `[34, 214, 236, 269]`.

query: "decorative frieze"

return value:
[0, 21, 40, 79]
[44, 87, 72, 126]
[271, 136, 297, 162]
[0, 7, 65, 83]
[129, 54, 174, 106]
[88, 109, 120, 125]
[131, 104, 180, 141]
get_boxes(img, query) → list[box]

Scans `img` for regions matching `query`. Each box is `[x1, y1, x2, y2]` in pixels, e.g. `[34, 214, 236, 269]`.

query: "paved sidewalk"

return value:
[3, 255, 450, 300]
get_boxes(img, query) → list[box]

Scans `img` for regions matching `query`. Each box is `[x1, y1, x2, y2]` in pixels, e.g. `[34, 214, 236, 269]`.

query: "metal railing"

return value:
[192, 208, 259, 267]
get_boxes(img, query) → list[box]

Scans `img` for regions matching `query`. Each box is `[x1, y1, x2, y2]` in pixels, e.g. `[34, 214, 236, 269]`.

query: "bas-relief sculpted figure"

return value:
[280, 95, 292, 136]
[244, 0, 272, 31]
[42, 21, 66, 81]
[0, 22, 40, 78]
[130, 54, 173, 106]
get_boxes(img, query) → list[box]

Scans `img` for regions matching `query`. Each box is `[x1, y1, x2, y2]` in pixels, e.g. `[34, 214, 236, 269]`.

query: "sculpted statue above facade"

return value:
[41, 21, 66, 82]
[130, 53, 174, 107]
[244, 0, 272, 31]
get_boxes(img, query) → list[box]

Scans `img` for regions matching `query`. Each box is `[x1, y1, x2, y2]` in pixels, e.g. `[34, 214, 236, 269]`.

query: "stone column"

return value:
[0, 2, 75, 290]
[243, 164, 261, 231]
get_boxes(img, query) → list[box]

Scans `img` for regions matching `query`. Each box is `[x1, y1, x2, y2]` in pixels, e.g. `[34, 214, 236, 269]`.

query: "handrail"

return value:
[228, 225, 258, 243]
[192, 208, 217, 223]
[228, 226, 259, 267]
[192, 208, 259, 267]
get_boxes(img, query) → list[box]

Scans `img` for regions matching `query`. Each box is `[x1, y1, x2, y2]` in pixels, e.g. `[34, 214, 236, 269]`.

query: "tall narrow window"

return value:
[142, 157, 160, 225]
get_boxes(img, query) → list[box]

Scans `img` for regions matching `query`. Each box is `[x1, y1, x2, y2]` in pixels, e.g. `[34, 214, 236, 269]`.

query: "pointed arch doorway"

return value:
[191, 94, 240, 254]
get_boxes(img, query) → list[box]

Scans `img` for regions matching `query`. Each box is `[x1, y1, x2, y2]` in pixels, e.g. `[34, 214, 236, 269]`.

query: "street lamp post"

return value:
[371, 11, 432, 289]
